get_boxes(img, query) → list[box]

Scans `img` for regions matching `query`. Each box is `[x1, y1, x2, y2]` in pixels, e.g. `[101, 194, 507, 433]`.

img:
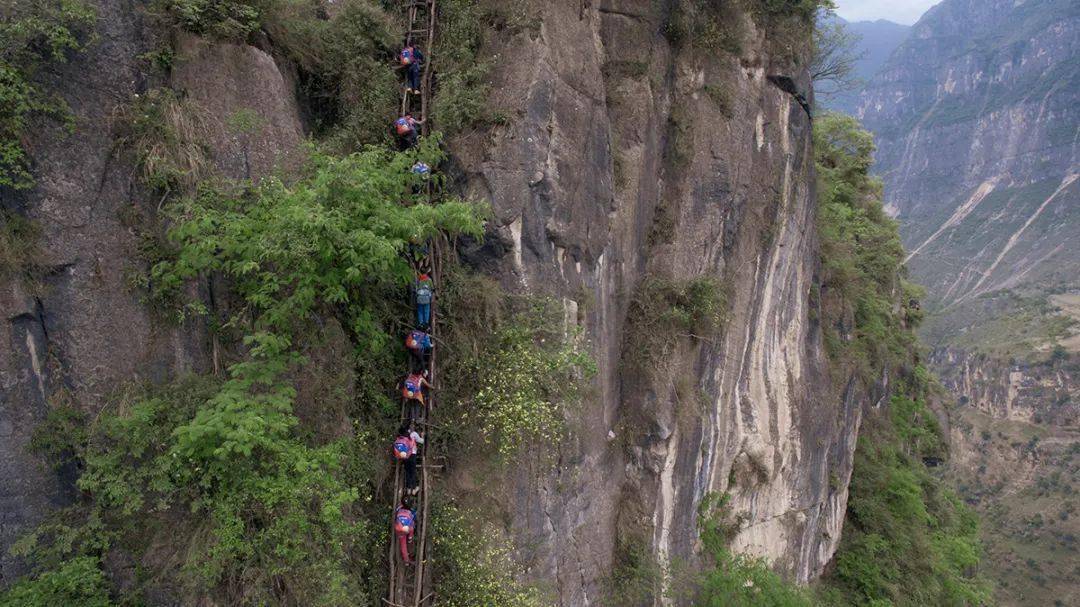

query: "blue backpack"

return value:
[395, 510, 415, 534]
[400, 47, 415, 66]
[392, 437, 412, 460]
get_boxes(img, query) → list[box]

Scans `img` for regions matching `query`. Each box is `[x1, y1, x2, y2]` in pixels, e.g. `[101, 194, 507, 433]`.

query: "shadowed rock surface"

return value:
[446, 2, 863, 603]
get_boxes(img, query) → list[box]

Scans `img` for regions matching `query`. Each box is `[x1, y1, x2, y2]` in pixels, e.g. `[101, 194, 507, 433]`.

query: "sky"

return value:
[834, 0, 941, 25]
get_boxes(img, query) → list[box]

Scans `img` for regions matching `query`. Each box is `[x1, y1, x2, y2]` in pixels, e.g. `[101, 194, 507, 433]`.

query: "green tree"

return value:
[0, 557, 112, 607]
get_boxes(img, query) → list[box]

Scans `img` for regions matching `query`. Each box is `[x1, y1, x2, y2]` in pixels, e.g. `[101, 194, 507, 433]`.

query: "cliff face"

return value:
[936, 347, 1079, 607]
[0, 0, 306, 584]
[2, 0, 862, 603]
[859, 0, 1079, 306]
[933, 347, 1078, 427]
[447, 2, 858, 602]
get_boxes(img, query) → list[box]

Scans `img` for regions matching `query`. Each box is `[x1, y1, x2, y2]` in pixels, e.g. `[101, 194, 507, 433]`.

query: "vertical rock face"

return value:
[3, 0, 860, 602]
[449, 2, 859, 602]
[0, 0, 304, 584]
[858, 0, 1079, 304]
[932, 347, 1078, 427]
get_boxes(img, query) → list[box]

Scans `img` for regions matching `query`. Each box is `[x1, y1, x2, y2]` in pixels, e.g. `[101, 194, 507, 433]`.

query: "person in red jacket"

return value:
[391, 424, 424, 495]
[394, 497, 417, 564]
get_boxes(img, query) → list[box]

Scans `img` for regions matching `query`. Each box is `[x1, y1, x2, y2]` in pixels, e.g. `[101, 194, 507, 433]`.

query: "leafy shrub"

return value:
[815, 113, 915, 380]
[607, 533, 663, 605]
[431, 502, 543, 607]
[28, 398, 87, 471]
[155, 0, 261, 40]
[0, 0, 95, 189]
[0, 557, 112, 607]
[441, 282, 595, 458]
[153, 137, 484, 337]
[265, 0, 400, 149]
[430, 0, 492, 134]
[624, 276, 727, 376]
[665, 0, 746, 55]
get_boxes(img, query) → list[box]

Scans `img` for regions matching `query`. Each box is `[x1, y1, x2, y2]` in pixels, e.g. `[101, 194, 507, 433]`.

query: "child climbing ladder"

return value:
[386, 3, 439, 605]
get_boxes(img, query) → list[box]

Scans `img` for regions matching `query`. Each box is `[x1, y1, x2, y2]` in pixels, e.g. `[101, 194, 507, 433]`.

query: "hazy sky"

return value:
[834, 0, 940, 25]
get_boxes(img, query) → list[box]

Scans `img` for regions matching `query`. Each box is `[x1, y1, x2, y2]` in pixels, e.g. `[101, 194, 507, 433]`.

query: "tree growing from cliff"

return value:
[811, 13, 863, 101]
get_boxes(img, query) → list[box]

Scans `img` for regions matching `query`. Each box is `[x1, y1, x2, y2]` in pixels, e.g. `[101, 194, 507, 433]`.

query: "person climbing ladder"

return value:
[394, 497, 418, 565]
[395, 113, 423, 149]
[392, 424, 425, 496]
[400, 369, 433, 408]
[413, 271, 434, 328]
[399, 40, 425, 94]
[405, 328, 433, 368]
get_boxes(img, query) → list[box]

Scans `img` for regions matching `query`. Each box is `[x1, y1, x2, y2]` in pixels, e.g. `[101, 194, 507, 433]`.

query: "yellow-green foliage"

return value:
[431, 503, 544, 607]
[0, 0, 95, 189]
[442, 286, 595, 458]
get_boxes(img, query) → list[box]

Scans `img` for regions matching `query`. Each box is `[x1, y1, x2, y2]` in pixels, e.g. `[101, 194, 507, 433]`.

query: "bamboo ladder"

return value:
[385, 2, 439, 606]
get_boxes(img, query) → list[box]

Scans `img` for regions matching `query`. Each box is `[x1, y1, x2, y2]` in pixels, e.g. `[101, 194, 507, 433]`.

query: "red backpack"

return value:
[395, 117, 413, 135]
[403, 375, 422, 398]
[400, 47, 414, 66]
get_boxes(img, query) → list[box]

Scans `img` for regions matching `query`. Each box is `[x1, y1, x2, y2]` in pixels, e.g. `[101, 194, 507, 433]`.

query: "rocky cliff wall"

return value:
[932, 347, 1078, 427]
[0, 0, 305, 584]
[446, 2, 859, 603]
[3, 0, 863, 603]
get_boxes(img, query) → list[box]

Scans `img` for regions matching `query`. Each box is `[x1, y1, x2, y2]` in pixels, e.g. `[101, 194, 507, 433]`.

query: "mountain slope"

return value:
[826, 18, 910, 114]
[858, 1, 1080, 604]
[859, 0, 1079, 314]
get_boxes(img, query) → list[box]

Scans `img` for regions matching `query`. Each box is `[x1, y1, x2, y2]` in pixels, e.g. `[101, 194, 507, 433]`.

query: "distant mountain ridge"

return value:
[824, 17, 910, 114]
[855, 2, 1080, 605]
[859, 0, 1079, 314]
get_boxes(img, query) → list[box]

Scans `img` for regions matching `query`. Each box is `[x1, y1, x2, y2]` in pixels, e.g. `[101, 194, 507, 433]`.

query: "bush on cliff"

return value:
[815, 112, 917, 381]
[0, 557, 112, 607]
[814, 113, 990, 606]
[0, 0, 95, 189]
